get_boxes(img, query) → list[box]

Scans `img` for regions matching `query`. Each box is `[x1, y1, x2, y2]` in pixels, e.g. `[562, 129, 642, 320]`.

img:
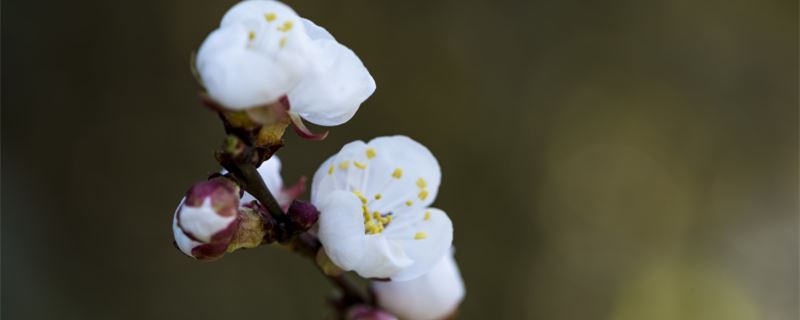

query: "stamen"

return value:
[374, 193, 382, 200]
[248, 31, 256, 40]
[366, 148, 377, 159]
[278, 21, 294, 32]
[339, 161, 350, 170]
[424, 211, 431, 221]
[416, 178, 427, 189]
[354, 161, 367, 170]
[405, 200, 413, 206]
[392, 168, 403, 179]
[414, 232, 428, 240]
[418, 190, 429, 201]
[353, 191, 368, 204]
[265, 12, 277, 22]
[327, 165, 334, 175]
[279, 36, 287, 48]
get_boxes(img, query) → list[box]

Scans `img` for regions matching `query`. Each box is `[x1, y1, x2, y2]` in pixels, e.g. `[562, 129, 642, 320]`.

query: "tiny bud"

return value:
[288, 200, 319, 231]
[173, 177, 241, 260]
[346, 305, 397, 320]
[222, 134, 246, 157]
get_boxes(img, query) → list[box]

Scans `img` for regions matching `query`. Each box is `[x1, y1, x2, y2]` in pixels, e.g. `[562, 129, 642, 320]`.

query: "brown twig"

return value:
[208, 97, 368, 311]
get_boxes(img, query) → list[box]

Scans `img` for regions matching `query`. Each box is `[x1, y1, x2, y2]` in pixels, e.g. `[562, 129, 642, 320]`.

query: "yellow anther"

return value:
[418, 190, 429, 201]
[392, 168, 403, 179]
[414, 232, 428, 240]
[339, 161, 350, 170]
[327, 165, 334, 175]
[278, 20, 294, 32]
[366, 148, 377, 159]
[265, 12, 277, 22]
[374, 193, 382, 200]
[354, 161, 367, 170]
[366, 224, 382, 234]
[416, 178, 427, 189]
[279, 36, 287, 48]
[405, 200, 413, 206]
[424, 211, 431, 221]
[364, 211, 389, 234]
[248, 31, 256, 40]
[353, 191, 368, 204]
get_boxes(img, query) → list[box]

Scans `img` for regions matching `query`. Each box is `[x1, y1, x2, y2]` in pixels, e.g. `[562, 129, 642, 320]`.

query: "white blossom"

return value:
[196, 0, 375, 126]
[196, 0, 313, 110]
[373, 250, 466, 320]
[312, 136, 452, 281]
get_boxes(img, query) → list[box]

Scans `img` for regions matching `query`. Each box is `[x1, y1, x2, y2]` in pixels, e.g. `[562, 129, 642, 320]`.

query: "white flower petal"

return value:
[301, 18, 334, 41]
[367, 136, 441, 209]
[311, 140, 369, 205]
[354, 234, 413, 279]
[197, 0, 315, 110]
[282, 18, 374, 126]
[196, 24, 293, 109]
[220, 0, 297, 29]
[288, 38, 375, 126]
[374, 250, 465, 320]
[317, 190, 369, 270]
[176, 198, 237, 243]
[383, 208, 453, 281]
[317, 190, 414, 278]
[312, 136, 440, 214]
[220, 0, 314, 65]
[172, 198, 200, 257]
[310, 154, 338, 205]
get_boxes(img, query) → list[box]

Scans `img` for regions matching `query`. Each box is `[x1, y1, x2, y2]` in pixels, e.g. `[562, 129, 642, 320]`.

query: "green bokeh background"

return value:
[2, 0, 797, 319]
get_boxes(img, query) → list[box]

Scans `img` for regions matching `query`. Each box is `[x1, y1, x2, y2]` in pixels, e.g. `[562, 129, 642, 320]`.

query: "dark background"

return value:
[2, 0, 798, 319]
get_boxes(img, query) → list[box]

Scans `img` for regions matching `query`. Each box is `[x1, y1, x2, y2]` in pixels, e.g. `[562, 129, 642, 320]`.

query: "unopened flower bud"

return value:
[288, 200, 319, 231]
[346, 305, 397, 320]
[372, 249, 465, 320]
[173, 177, 241, 260]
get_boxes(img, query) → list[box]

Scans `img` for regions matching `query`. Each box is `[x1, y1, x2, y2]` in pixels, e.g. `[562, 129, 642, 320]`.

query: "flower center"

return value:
[353, 191, 391, 234]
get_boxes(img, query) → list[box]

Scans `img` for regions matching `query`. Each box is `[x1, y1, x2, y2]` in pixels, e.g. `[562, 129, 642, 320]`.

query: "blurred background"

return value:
[2, 0, 797, 319]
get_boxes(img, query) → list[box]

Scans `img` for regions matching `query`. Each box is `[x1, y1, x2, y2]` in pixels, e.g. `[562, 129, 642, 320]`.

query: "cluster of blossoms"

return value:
[173, 1, 464, 319]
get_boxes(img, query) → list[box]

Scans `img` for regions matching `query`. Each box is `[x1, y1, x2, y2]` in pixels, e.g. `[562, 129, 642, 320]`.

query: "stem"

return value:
[327, 273, 367, 307]
[292, 233, 367, 306]
[211, 102, 368, 311]
[236, 159, 286, 219]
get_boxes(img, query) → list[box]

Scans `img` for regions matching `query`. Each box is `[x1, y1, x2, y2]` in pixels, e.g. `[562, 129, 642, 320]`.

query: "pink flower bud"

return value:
[288, 200, 319, 231]
[173, 177, 241, 260]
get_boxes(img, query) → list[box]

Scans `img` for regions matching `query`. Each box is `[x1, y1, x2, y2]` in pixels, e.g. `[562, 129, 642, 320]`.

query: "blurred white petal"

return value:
[241, 156, 284, 204]
[374, 251, 465, 320]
